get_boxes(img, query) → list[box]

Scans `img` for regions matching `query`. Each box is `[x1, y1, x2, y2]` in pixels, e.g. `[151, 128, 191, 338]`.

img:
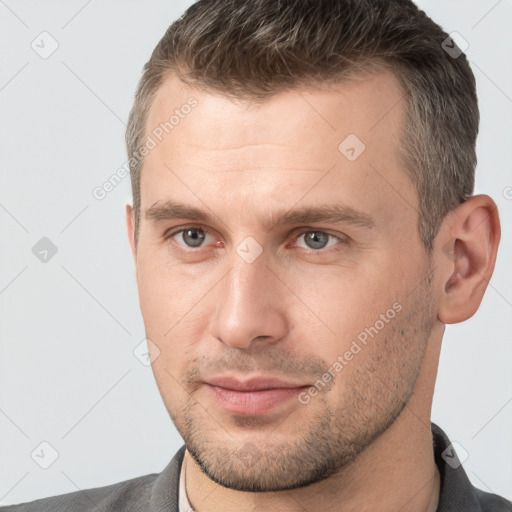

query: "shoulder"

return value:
[431, 422, 512, 512]
[0, 472, 158, 512]
[475, 488, 512, 512]
[0, 446, 186, 512]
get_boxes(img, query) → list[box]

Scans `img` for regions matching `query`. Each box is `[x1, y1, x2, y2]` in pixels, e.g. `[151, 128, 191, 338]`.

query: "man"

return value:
[3, 0, 510, 511]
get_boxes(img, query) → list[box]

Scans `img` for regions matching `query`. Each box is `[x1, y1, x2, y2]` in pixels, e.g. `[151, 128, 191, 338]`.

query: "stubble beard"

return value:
[166, 269, 436, 492]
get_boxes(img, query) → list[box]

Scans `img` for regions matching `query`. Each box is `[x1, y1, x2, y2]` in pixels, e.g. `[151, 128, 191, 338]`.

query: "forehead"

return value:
[145, 70, 405, 154]
[139, 70, 415, 231]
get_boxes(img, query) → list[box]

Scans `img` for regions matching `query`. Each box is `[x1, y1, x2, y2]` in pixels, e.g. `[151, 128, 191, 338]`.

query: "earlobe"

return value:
[125, 203, 137, 262]
[436, 195, 500, 324]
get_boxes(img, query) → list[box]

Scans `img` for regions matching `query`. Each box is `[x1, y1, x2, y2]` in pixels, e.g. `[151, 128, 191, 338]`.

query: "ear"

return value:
[125, 202, 137, 263]
[435, 194, 500, 324]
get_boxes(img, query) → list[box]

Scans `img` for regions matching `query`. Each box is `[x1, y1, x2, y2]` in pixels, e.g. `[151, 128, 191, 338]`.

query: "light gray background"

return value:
[1, 0, 511, 506]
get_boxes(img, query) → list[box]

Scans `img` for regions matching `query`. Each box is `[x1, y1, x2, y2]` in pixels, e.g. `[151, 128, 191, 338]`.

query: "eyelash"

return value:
[163, 224, 348, 253]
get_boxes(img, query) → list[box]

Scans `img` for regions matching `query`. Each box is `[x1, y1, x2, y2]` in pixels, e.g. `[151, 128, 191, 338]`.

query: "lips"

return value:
[206, 375, 307, 391]
[204, 375, 310, 415]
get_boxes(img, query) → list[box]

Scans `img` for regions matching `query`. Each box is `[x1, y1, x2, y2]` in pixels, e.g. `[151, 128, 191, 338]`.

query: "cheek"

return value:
[136, 250, 203, 327]
[295, 266, 400, 345]
[136, 257, 208, 373]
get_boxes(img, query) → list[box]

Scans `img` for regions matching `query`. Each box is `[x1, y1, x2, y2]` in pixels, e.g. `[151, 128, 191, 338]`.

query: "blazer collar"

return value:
[150, 423, 484, 512]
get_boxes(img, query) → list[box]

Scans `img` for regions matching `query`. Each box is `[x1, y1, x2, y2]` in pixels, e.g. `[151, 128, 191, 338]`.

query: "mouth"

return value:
[203, 375, 310, 415]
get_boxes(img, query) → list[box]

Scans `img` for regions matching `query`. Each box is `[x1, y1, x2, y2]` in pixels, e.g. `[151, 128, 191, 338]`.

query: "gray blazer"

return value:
[2, 423, 511, 511]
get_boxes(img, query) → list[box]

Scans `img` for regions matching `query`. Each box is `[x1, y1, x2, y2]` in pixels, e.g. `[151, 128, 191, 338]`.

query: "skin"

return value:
[126, 70, 500, 512]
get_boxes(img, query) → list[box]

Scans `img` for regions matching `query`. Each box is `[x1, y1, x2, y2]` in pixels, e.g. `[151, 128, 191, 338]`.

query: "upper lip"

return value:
[205, 375, 309, 391]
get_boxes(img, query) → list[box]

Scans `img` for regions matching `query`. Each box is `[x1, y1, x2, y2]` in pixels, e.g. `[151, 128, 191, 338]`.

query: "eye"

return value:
[164, 226, 347, 253]
[166, 225, 217, 248]
[291, 230, 346, 251]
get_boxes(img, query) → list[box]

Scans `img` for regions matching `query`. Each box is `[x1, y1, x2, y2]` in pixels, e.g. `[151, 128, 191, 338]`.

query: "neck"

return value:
[185, 328, 443, 512]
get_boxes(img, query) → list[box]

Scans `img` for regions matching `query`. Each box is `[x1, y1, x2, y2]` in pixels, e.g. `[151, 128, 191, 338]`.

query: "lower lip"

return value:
[205, 384, 307, 415]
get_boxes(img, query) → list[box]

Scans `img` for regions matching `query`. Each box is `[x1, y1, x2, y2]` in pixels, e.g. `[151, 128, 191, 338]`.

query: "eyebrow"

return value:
[144, 200, 375, 231]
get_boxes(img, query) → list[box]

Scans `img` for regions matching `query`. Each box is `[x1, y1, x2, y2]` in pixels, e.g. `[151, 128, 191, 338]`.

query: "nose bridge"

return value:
[211, 250, 288, 349]
[229, 253, 271, 309]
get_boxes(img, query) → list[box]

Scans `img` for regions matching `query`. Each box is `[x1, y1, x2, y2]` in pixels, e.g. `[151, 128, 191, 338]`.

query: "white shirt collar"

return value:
[179, 449, 196, 512]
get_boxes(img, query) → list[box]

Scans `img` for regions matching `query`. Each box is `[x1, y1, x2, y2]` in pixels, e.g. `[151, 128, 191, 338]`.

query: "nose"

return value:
[210, 253, 289, 350]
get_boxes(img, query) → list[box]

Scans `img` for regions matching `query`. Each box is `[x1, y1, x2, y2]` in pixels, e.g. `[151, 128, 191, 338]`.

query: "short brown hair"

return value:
[126, 0, 479, 249]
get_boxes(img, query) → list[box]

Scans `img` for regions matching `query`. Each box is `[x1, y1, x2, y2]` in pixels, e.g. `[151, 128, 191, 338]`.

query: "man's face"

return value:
[129, 71, 437, 491]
